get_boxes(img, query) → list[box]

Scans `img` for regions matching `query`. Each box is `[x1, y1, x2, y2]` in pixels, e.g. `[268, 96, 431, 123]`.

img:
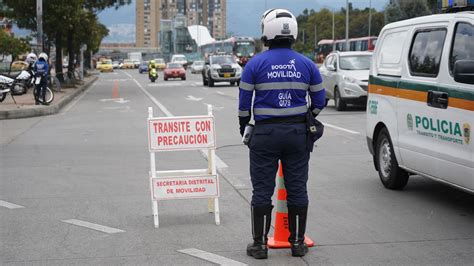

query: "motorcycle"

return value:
[0, 70, 31, 96]
[149, 68, 158, 83]
[0, 76, 27, 103]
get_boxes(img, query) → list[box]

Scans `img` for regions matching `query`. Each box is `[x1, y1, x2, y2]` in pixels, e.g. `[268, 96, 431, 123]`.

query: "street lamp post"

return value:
[36, 0, 43, 52]
[345, 0, 349, 51]
[368, 0, 372, 37]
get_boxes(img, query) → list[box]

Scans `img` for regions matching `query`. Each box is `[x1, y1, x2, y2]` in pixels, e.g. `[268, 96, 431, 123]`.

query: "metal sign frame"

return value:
[147, 105, 220, 228]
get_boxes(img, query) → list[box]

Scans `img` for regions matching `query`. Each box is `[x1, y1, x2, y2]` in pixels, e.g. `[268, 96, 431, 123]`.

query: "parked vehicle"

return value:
[202, 53, 242, 87]
[10, 61, 28, 72]
[190, 60, 205, 74]
[163, 63, 186, 81]
[319, 51, 372, 111]
[112, 61, 120, 69]
[139, 62, 149, 74]
[0, 74, 27, 101]
[366, 12, 474, 193]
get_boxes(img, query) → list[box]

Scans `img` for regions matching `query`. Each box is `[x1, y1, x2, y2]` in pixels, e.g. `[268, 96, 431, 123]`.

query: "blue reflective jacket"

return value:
[238, 48, 326, 121]
[34, 59, 49, 77]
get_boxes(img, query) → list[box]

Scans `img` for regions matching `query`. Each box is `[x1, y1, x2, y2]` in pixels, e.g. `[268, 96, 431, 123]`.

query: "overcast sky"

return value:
[96, 0, 390, 42]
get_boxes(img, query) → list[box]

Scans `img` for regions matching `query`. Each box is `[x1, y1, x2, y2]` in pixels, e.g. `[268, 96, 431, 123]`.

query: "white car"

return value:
[190, 60, 204, 74]
[319, 51, 372, 111]
[366, 12, 473, 193]
[171, 54, 188, 68]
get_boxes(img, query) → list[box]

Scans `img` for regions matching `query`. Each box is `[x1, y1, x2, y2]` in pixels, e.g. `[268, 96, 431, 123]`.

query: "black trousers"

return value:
[249, 123, 310, 207]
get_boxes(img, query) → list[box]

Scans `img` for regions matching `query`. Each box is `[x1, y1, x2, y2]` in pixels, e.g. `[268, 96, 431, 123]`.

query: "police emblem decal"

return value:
[463, 123, 470, 145]
[281, 23, 290, 34]
[407, 114, 413, 131]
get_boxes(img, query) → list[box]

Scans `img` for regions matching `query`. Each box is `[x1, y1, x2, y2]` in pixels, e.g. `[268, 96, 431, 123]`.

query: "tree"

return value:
[0, 31, 30, 73]
[385, 0, 431, 24]
[1, 0, 130, 81]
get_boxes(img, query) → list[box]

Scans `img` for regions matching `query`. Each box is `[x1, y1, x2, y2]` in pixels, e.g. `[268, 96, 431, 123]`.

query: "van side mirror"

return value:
[327, 65, 336, 72]
[453, 60, 474, 85]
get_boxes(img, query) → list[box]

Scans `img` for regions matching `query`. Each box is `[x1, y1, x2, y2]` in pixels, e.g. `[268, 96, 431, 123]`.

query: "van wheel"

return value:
[334, 87, 346, 111]
[202, 75, 208, 86]
[375, 128, 409, 190]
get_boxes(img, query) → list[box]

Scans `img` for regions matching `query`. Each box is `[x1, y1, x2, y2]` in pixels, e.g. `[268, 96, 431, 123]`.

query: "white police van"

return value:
[366, 12, 473, 193]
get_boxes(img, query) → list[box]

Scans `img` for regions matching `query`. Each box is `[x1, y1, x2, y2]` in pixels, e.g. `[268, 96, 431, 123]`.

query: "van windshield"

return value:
[340, 55, 372, 70]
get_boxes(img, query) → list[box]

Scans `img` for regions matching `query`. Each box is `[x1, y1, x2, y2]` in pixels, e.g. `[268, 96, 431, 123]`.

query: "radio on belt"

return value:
[242, 124, 254, 146]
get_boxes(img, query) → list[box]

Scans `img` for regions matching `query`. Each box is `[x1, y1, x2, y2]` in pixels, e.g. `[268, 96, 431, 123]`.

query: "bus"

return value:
[438, 0, 474, 12]
[315, 36, 378, 63]
[200, 36, 256, 66]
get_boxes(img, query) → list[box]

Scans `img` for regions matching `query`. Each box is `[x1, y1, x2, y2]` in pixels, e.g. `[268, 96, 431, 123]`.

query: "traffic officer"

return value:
[34, 52, 49, 105]
[238, 8, 326, 259]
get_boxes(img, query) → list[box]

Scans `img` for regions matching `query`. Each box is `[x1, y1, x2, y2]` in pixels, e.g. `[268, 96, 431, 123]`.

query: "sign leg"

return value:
[153, 200, 159, 228]
[214, 197, 220, 225]
[208, 198, 214, 213]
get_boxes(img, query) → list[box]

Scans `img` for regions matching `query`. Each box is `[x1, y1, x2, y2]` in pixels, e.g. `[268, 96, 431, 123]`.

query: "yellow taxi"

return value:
[154, 58, 166, 70]
[122, 59, 135, 69]
[11, 61, 29, 71]
[100, 59, 113, 72]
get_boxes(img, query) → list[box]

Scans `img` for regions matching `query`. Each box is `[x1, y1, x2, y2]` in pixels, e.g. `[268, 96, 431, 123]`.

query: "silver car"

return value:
[190, 60, 205, 74]
[319, 51, 372, 111]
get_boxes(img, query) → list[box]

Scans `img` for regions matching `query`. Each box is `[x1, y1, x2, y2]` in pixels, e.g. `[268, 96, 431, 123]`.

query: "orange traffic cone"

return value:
[267, 162, 314, 248]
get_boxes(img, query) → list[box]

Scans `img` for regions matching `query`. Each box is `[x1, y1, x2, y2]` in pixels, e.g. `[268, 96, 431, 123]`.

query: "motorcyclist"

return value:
[148, 60, 158, 81]
[34, 52, 49, 105]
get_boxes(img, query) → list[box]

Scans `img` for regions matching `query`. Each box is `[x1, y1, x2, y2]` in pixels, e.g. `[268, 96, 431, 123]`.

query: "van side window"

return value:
[409, 29, 447, 77]
[449, 22, 474, 74]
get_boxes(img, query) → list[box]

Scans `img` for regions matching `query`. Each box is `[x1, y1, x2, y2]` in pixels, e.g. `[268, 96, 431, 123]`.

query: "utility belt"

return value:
[255, 115, 306, 125]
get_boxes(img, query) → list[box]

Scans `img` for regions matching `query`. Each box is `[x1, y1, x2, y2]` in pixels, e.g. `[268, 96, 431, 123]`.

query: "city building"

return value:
[136, 0, 226, 48]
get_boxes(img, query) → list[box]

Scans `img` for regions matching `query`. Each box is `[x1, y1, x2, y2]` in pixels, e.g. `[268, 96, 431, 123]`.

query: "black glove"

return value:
[239, 116, 250, 136]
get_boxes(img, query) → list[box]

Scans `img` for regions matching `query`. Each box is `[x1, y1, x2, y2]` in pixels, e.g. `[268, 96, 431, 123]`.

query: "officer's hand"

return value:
[240, 124, 246, 137]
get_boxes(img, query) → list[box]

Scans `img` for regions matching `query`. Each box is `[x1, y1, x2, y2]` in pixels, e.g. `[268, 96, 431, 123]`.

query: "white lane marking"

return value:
[0, 200, 25, 209]
[178, 248, 247, 266]
[99, 98, 130, 104]
[124, 71, 228, 169]
[61, 79, 97, 114]
[216, 91, 225, 95]
[323, 123, 361, 135]
[193, 82, 201, 85]
[62, 219, 125, 234]
[123, 71, 173, 117]
[186, 95, 203, 101]
[148, 83, 183, 87]
[203, 102, 224, 111]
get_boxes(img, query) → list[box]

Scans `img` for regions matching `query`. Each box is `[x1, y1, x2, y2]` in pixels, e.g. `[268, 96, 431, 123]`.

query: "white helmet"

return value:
[38, 52, 48, 62]
[260, 9, 298, 45]
[26, 53, 37, 64]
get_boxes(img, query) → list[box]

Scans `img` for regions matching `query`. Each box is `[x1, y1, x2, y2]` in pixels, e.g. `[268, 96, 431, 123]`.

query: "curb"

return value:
[0, 76, 98, 120]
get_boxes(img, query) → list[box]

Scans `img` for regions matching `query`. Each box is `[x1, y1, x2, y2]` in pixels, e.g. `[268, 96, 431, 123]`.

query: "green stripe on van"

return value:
[370, 75, 474, 101]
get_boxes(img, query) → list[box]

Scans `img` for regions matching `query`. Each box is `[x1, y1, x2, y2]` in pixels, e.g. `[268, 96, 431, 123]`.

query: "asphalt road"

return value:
[1, 69, 473, 265]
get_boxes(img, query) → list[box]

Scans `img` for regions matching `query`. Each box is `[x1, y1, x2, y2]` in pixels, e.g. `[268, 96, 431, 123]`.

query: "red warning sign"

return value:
[148, 116, 216, 151]
[152, 175, 219, 200]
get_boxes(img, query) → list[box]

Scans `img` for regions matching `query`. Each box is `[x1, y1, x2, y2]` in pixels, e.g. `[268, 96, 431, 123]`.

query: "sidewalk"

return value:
[0, 75, 98, 120]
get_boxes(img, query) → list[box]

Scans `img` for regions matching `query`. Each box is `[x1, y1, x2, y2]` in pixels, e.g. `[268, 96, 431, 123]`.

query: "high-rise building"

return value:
[136, 0, 226, 48]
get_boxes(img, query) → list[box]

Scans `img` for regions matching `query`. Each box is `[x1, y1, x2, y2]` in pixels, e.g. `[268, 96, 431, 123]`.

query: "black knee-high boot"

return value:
[246, 205, 273, 259]
[288, 205, 309, 257]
